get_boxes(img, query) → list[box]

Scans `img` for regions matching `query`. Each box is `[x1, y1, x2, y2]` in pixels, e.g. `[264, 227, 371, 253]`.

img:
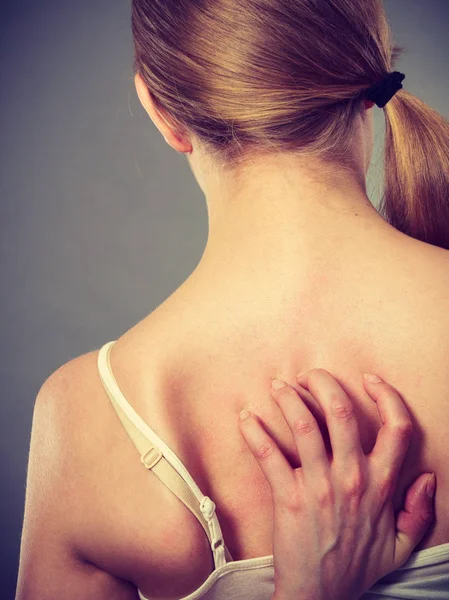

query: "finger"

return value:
[296, 369, 364, 468]
[364, 375, 413, 487]
[393, 472, 436, 569]
[270, 379, 329, 479]
[238, 409, 298, 505]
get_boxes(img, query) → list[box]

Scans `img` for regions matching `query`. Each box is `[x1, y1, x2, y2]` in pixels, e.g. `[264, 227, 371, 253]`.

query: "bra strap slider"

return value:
[141, 447, 163, 470]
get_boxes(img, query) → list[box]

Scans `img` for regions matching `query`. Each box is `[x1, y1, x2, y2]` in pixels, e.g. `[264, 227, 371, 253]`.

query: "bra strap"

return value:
[97, 341, 231, 567]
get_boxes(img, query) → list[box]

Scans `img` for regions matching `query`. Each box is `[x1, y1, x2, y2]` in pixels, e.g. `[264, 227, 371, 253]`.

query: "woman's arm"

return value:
[238, 369, 435, 600]
[16, 365, 141, 600]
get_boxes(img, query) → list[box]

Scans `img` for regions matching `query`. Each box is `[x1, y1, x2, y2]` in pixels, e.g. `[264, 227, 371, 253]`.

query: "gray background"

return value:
[2, 1, 448, 597]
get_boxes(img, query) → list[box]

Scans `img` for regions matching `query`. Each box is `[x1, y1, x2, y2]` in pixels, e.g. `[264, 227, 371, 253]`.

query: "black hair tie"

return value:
[365, 71, 405, 108]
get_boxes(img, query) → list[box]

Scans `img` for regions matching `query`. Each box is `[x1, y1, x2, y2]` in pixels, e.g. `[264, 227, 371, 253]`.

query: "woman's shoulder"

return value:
[380, 236, 449, 337]
[398, 235, 449, 285]
[34, 343, 214, 595]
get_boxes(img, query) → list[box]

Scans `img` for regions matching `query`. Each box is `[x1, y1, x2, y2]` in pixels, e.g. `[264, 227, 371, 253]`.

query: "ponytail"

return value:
[381, 90, 449, 249]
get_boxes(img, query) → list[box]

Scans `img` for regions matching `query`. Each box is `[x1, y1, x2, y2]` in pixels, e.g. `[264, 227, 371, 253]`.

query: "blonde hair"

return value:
[132, 0, 449, 249]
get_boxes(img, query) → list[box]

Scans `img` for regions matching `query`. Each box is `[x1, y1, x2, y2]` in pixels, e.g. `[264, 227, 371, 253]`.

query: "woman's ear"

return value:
[134, 72, 192, 154]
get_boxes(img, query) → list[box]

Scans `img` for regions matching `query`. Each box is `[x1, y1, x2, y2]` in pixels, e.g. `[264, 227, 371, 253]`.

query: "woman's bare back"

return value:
[64, 234, 449, 599]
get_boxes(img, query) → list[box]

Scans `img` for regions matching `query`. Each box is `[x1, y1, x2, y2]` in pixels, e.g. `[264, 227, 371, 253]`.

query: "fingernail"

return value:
[240, 409, 250, 421]
[364, 373, 382, 383]
[426, 473, 436, 498]
[272, 378, 287, 390]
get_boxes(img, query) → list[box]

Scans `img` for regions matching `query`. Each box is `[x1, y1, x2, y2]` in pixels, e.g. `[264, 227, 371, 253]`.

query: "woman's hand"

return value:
[238, 369, 436, 600]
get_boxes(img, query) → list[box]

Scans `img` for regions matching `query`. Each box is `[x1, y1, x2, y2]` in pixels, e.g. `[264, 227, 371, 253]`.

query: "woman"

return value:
[17, 0, 449, 599]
